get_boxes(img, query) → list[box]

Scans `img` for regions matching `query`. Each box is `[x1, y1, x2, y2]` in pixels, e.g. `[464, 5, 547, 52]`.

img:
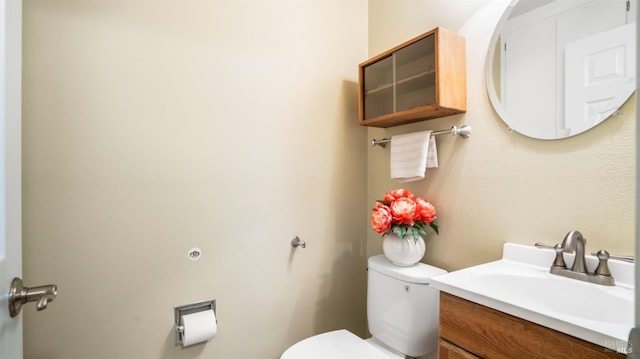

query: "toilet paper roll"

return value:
[181, 310, 217, 346]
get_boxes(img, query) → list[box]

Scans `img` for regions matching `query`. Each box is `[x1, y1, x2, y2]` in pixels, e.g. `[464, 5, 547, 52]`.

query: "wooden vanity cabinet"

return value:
[438, 292, 626, 359]
[358, 27, 466, 128]
[439, 339, 481, 359]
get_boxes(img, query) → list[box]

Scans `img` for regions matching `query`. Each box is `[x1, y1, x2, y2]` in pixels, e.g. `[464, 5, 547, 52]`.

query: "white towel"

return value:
[390, 131, 438, 183]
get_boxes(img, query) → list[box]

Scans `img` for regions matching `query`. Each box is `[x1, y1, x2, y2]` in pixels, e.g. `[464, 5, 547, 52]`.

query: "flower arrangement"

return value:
[371, 189, 439, 242]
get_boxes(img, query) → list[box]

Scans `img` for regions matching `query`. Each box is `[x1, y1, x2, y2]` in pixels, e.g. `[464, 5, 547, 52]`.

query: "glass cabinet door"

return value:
[395, 34, 436, 112]
[363, 55, 394, 120]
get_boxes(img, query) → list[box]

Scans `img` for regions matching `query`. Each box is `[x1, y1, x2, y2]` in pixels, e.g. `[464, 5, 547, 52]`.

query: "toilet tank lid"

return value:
[368, 255, 447, 284]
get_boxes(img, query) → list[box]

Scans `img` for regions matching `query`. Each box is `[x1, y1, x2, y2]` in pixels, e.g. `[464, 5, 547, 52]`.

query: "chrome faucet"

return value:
[535, 230, 615, 286]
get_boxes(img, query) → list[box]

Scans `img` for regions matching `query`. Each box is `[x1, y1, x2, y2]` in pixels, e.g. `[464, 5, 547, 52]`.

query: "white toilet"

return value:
[281, 255, 447, 359]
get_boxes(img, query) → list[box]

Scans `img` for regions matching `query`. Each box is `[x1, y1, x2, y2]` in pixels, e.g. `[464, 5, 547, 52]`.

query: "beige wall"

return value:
[21, 0, 636, 358]
[367, 0, 635, 270]
[22, 1, 368, 358]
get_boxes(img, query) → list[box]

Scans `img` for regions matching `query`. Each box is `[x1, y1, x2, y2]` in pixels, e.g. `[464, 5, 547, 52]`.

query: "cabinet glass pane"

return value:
[395, 35, 436, 112]
[365, 91, 394, 120]
[396, 75, 436, 112]
[363, 55, 393, 120]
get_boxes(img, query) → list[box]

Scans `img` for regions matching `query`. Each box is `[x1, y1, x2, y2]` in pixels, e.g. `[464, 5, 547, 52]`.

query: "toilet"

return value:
[281, 255, 447, 359]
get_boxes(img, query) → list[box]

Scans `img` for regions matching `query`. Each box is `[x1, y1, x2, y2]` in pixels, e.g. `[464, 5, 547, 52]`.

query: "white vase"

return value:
[382, 233, 426, 266]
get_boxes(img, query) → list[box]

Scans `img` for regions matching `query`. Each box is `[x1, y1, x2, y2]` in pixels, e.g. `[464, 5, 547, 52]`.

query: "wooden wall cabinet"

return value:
[438, 293, 626, 359]
[358, 27, 466, 128]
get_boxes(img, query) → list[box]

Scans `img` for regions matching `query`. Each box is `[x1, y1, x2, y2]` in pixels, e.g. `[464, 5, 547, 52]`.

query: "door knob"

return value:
[8, 277, 58, 318]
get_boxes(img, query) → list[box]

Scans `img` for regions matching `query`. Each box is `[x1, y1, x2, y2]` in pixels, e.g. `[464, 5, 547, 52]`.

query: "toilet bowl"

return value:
[281, 255, 447, 359]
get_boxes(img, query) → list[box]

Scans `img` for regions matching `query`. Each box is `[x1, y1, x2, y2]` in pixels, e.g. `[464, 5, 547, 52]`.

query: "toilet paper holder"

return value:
[174, 299, 216, 346]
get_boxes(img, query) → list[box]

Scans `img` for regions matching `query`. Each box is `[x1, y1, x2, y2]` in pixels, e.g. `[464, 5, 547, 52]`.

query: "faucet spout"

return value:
[561, 230, 588, 273]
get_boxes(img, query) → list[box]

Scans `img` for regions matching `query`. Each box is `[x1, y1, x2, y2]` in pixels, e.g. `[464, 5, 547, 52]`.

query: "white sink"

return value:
[478, 271, 633, 327]
[430, 243, 634, 353]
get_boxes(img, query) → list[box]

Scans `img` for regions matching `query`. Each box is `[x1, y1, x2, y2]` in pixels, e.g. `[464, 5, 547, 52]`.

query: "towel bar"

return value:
[371, 125, 472, 148]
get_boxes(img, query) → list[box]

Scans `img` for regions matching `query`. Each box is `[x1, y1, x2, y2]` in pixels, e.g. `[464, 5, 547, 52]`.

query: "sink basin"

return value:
[478, 272, 633, 327]
[430, 243, 634, 352]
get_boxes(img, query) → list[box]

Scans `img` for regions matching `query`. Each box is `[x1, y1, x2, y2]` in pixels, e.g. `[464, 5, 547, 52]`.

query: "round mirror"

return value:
[486, 0, 636, 140]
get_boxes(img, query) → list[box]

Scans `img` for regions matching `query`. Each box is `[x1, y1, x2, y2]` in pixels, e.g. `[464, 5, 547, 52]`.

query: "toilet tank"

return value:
[367, 255, 447, 357]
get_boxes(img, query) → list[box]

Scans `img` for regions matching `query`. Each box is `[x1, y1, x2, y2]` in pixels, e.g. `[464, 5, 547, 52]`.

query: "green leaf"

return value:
[411, 228, 419, 243]
[414, 222, 427, 236]
[430, 221, 439, 235]
[397, 226, 407, 239]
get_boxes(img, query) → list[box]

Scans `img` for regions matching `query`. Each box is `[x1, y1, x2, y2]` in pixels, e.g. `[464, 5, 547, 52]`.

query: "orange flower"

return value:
[383, 188, 415, 204]
[390, 197, 417, 225]
[415, 197, 437, 223]
[371, 203, 392, 234]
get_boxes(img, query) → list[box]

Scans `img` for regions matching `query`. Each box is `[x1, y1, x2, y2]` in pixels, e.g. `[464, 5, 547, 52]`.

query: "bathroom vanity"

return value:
[430, 243, 633, 359]
[438, 293, 625, 359]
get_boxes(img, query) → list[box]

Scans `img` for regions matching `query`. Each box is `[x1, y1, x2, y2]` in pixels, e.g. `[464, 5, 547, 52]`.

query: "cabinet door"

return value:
[362, 55, 394, 120]
[394, 34, 436, 113]
[438, 339, 481, 359]
[439, 293, 627, 359]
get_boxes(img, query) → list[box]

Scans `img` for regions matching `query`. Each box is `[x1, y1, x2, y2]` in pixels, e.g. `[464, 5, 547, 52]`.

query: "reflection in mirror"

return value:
[486, 0, 636, 139]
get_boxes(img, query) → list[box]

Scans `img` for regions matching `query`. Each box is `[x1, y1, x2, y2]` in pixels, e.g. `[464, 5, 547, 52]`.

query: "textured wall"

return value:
[22, 1, 368, 358]
[366, 0, 635, 270]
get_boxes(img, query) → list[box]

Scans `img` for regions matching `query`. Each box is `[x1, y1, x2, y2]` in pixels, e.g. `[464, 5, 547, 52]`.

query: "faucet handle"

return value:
[594, 250, 613, 277]
[551, 243, 567, 268]
[535, 242, 558, 250]
[535, 242, 566, 268]
[590, 252, 634, 263]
